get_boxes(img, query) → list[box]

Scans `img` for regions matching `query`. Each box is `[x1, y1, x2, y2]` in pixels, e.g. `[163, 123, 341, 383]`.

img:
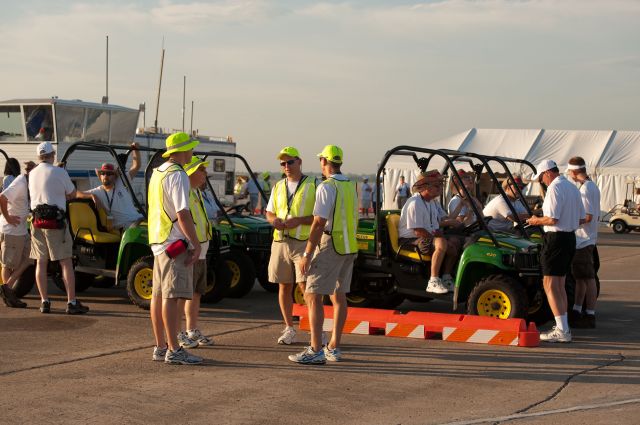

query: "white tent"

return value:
[383, 128, 640, 214]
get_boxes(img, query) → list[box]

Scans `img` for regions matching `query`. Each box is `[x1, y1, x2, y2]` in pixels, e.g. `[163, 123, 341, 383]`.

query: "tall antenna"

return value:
[190, 100, 194, 135]
[154, 37, 166, 131]
[103, 35, 109, 104]
[182, 75, 186, 132]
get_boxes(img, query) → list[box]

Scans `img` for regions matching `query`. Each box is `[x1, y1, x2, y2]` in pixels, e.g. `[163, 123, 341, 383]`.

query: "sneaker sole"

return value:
[290, 359, 326, 365]
[278, 340, 294, 345]
[179, 342, 199, 349]
[164, 359, 204, 365]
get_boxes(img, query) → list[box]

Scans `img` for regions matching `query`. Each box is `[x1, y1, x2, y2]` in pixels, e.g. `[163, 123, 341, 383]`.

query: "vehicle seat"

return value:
[68, 201, 121, 244]
[385, 214, 429, 262]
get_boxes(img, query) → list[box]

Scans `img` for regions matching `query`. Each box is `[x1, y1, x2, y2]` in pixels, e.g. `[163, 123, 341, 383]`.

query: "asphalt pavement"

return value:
[1, 228, 639, 425]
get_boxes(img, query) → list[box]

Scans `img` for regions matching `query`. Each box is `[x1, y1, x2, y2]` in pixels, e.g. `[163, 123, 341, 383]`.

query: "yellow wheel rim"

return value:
[293, 285, 306, 305]
[346, 294, 366, 305]
[476, 289, 512, 319]
[225, 260, 241, 288]
[134, 267, 153, 300]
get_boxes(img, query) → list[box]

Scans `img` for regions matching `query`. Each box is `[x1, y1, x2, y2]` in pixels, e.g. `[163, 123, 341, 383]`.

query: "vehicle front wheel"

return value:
[126, 256, 154, 310]
[222, 251, 256, 298]
[612, 220, 627, 234]
[467, 274, 528, 319]
[201, 257, 232, 304]
[53, 272, 94, 293]
[11, 264, 36, 298]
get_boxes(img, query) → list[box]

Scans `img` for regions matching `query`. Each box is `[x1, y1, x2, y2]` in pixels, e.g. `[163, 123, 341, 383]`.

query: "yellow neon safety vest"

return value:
[272, 176, 316, 241]
[190, 188, 213, 243]
[148, 162, 185, 244]
[322, 177, 358, 255]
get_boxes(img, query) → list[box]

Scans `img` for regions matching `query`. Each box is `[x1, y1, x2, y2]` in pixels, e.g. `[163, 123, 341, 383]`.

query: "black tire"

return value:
[126, 256, 154, 310]
[257, 265, 278, 293]
[612, 220, 627, 234]
[345, 292, 379, 308]
[377, 293, 405, 309]
[406, 295, 433, 303]
[222, 251, 256, 298]
[526, 288, 553, 326]
[93, 276, 116, 288]
[201, 257, 232, 304]
[467, 274, 528, 319]
[53, 272, 94, 293]
[12, 264, 36, 298]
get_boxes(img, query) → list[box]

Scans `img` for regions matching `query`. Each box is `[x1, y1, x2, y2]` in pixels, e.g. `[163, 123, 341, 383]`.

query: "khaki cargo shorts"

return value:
[1, 233, 32, 269]
[305, 234, 356, 295]
[268, 238, 308, 284]
[152, 251, 193, 299]
[30, 227, 73, 261]
[193, 259, 207, 295]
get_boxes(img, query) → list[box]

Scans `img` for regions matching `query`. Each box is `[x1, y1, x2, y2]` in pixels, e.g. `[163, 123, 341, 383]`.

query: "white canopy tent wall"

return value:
[381, 128, 640, 214]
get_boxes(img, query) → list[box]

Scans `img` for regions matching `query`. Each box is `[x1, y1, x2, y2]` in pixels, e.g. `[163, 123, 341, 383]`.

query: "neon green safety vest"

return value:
[322, 176, 358, 255]
[190, 188, 213, 243]
[148, 162, 186, 244]
[271, 176, 316, 241]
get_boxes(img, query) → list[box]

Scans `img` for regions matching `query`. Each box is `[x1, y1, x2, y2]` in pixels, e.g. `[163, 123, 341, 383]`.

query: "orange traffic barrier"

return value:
[292, 304, 539, 347]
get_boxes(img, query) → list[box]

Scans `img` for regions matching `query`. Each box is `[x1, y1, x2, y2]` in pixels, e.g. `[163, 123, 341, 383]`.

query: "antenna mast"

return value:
[154, 38, 165, 131]
[182, 75, 186, 132]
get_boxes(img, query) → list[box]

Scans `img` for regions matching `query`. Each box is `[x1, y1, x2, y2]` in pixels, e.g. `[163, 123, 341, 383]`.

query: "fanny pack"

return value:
[165, 239, 188, 259]
[32, 204, 65, 229]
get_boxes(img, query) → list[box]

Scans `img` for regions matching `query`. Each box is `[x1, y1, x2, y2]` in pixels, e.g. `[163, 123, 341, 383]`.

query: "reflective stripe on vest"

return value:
[272, 176, 316, 241]
[323, 177, 358, 255]
[148, 162, 185, 244]
[190, 189, 213, 243]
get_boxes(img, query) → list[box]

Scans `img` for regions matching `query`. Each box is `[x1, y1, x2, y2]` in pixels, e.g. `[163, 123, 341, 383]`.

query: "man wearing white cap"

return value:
[29, 142, 89, 314]
[527, 159, 585, 343]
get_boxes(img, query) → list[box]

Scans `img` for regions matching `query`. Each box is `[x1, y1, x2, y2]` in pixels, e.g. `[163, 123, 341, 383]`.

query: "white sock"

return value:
[69, 299, 77, 305]
[41, 298, 49, 303]
[586, 309, 595, 315]
[555, 315, 569, 332]
[572, 304, 582, 312]
[285, 325, 294, 331]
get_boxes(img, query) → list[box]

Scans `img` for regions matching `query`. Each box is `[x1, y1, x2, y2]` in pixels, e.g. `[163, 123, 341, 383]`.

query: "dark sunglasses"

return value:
[280, 159, 296, 167]
[100, 171, 115, 176]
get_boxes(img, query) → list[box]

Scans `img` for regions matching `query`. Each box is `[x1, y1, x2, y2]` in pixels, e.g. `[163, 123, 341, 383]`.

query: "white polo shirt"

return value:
[87, 177, 143, 229]
[313, 174, 355, 232]
[398, 193, 446, 239]
[542, 175, 585, 233]
[0, 175, 29, 236]
[28, 162, 75, 211]
[483, 196, 528, 232]
[575, 180, 600, 249]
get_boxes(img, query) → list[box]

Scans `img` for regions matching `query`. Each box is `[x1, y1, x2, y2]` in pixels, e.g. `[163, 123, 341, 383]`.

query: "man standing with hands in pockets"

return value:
[290, 145, 358, 365]
[265, 147, 316, 345]
[148, 132, 202, 364]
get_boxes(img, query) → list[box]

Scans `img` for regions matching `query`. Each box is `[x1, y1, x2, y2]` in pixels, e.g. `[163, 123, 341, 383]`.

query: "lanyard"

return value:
[103, 188, 115, 211]
[285, 175, 307, 213]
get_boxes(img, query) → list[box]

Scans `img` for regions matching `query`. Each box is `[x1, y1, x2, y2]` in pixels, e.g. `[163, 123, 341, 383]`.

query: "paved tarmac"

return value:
[1, 228, 639, 425]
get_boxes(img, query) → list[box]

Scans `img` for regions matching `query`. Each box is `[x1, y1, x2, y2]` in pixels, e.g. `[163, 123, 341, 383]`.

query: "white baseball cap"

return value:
[36, 142, 55, 156]
[531, 159, 558, 181]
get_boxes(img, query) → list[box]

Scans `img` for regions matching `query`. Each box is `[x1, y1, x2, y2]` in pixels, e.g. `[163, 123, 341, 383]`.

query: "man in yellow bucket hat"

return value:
[148, 132, 203, 365]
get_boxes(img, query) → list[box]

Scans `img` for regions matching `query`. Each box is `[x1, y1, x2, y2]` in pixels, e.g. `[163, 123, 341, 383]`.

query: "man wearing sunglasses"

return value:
[265, 147, 317, 345]
[76, 143, 143, 231]
[527, 159, 585, 343]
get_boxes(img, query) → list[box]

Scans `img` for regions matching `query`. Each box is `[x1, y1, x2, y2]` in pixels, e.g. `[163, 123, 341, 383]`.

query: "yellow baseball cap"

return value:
[317, 145, 343, 164]
[277, 146, 300, 159]
[163, 132, 200, 158]
[184, 155, 209, 176]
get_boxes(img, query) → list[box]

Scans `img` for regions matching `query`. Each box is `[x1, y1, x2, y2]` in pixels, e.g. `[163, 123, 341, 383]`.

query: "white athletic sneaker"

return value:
[165, 347, 204, 365]
[442, 274, 455, 292]
[178, 331, 199, 349]
[540, 326, 572, 343]
[188, 329, 214, 346]
[426, 277, 448, 294]
[152, 346, 167, 361]
[277, 327, 297, 345]
[288, 346, 326, 365]
[323, 346, 342, 362]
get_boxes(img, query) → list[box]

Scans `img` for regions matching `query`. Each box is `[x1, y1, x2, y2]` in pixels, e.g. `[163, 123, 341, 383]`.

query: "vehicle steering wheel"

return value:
[463, 216, 492, 233]
[226, 203, 249, 215]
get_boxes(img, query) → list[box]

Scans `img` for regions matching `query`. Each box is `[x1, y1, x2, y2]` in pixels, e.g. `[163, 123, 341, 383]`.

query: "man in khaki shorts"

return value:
[265, 147, 317, 345]
[0, 161, 36, 308]
[177, 155, 214, 349]
[29, 142, 89, 314]
[148, 132, 202, 365]
[292, 145, 359, 365]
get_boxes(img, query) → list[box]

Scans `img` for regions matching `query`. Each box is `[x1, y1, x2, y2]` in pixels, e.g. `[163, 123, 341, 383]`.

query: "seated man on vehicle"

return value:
[75, 143, 144, 232]
[448, 170, 483, 225]
[483, 176, 529, 233]
[398, 170, 466, 294]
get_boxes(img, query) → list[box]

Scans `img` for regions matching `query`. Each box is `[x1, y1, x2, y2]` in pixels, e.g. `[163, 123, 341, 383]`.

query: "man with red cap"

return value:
[398, 170, 466, 294]
[76, 143, 143, 231]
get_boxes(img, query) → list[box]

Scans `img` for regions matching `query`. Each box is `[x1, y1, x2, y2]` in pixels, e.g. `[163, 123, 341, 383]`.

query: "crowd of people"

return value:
[0, 135, 602, 367]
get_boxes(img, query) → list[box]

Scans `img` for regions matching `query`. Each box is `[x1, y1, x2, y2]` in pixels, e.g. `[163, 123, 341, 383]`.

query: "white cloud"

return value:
[150, 0, 272, 29]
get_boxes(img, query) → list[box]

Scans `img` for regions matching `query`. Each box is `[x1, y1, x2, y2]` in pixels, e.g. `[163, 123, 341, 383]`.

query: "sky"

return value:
[1, 0, 639, 173]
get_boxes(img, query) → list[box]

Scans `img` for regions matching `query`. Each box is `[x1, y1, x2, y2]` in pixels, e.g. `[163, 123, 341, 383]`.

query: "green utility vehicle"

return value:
[146, 149, 274, 299]
[16, 142, 233, 309]
[346, 146, 551, 322]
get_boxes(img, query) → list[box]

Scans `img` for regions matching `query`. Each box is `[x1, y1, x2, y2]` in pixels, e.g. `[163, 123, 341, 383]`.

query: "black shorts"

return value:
[571, 244, 596, 279]
[541, 231, 576, 276]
